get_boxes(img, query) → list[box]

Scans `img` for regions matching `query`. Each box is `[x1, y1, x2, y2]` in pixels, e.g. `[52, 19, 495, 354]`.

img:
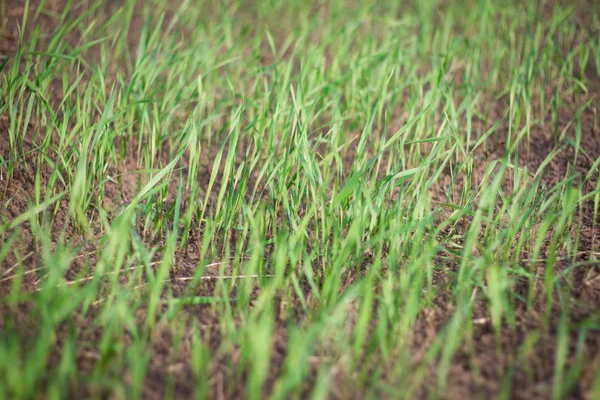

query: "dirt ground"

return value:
[2, 0, 600, 399]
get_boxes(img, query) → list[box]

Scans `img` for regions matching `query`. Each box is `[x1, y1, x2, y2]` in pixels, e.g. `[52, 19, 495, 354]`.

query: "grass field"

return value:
[1, 0, 600, 398]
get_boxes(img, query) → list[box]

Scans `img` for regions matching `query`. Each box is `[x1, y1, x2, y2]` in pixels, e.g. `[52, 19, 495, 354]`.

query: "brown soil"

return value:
[2, 1, 600, 399]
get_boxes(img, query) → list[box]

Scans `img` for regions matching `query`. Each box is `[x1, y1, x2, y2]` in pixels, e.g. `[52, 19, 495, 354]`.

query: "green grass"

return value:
[1, 0, 600, 398]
